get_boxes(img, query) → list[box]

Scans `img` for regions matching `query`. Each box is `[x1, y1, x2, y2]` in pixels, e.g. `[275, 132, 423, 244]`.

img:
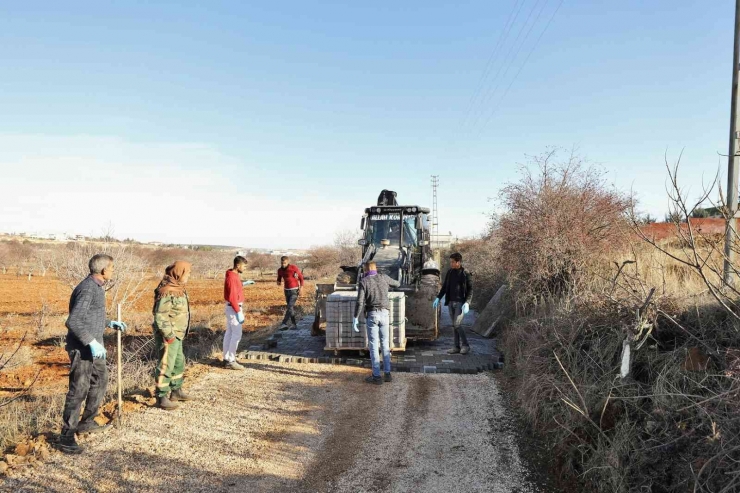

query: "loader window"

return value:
[368, 216, 401, 246]
[403, 217, 418, 247]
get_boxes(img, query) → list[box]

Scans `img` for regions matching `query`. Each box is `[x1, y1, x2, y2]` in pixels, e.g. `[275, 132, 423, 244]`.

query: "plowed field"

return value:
[0, 273, 315, 398]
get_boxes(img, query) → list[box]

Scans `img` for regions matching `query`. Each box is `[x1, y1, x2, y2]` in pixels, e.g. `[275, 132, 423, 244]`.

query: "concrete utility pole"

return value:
[725, 0, 740, 287]
[431, 175, 439, 249]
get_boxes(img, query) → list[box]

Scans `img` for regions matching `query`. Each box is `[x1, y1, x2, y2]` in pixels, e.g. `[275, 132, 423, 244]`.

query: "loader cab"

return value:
[359, 205, 431, 285]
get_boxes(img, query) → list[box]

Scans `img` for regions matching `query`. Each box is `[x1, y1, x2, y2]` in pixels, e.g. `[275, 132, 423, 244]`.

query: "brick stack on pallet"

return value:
[325, 291, 406, 351]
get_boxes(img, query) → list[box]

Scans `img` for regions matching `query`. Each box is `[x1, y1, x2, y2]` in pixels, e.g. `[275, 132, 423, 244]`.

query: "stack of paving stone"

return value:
[325, 291, 406, 350]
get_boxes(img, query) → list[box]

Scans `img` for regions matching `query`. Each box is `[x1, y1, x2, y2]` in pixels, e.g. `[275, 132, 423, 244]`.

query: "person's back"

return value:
[65, 276, 107, 352]
[356, 272, 397, 315]
[354, 262, 400, 384]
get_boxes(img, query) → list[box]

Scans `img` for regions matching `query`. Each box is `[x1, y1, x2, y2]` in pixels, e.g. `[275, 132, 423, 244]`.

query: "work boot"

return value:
[460, 346, 471, 355]
[279, 324, 290, 331]
[447, 347, 461, 354]
[384, 372, 392, 383]
[57, 434, 83, 455]
[289, 324, 298, 330]
[156, 395, 179, 411]
[76, 421, 112, 435]
[226, 361, 245, 371]
[170, 388, 192, 402]
[365, 376, 383, 385]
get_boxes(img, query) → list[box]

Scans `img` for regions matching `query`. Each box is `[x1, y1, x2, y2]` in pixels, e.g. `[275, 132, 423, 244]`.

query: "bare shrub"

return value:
[304, 246, 341, 280]
[193, 250, 232, 279]
[492, 153, 740, 493]
[105, 336, 156, 400]
[454, 237, 505, 308]
[629, 155, 740, 326]
[494, 148, 630, 310]
[0, 345, 33, 371]
[0, 394, 64, 451]
[334, 229, 361, 266]
[52, 241, 148, 316]
[0, 240, 34, 275]
[248, 253, 274, 278]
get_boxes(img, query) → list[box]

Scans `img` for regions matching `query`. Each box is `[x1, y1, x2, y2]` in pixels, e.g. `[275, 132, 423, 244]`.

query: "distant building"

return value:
[431, 233, 455, 250]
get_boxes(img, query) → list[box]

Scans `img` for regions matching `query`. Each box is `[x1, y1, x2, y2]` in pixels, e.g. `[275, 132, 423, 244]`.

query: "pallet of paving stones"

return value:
[325, 291, 407, 351]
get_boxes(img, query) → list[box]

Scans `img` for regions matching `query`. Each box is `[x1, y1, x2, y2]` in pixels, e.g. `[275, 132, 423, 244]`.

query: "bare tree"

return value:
[0, 333, 40, 409]
[628, 153, 740, 321]
[305, 246, 341, 280]
[248, 253, 274, 278]
[52, 240, 148, 316]
[334, 229, 361, 266]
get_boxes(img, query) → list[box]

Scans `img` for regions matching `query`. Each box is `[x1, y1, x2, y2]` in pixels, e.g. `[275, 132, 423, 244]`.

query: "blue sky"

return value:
[0, 1, 733, 248]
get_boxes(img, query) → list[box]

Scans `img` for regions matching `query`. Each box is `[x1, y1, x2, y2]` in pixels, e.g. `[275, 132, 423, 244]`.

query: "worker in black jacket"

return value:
[433, 252, 473, 355]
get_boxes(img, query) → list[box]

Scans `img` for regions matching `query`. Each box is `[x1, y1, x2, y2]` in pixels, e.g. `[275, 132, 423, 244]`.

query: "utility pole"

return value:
[725, 0, 740, 286]
[431, 175, 439, 250]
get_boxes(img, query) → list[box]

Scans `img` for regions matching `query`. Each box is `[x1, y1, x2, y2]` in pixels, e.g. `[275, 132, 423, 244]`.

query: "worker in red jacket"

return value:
[223, 256, 247, 370]
[277, 256, 304, 330]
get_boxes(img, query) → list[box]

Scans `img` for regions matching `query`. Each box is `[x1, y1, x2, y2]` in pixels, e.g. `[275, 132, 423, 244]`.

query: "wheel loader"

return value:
[313, 190, 441, 351]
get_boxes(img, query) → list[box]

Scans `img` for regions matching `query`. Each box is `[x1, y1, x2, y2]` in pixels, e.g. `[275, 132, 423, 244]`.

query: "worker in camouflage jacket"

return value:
[433, 252, 474, 355]
[152, 261, 192, 410]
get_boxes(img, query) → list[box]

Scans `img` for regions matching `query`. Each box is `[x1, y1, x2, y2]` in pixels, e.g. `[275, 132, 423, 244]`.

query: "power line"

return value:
[475, 0, 564, 136]
[458, 0, 527, 131]
[466, 0, 549, 133]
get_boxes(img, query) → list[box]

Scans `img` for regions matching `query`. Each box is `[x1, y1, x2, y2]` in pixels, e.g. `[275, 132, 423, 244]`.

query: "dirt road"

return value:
[3, 361, 542, 493]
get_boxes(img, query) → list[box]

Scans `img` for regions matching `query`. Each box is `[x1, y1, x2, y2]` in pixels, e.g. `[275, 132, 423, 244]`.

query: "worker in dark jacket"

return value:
[433, 252, 473, 355]
[353, 261, 400, 384]
[152, 261, 192, 410]
[58, 254, 127, 454]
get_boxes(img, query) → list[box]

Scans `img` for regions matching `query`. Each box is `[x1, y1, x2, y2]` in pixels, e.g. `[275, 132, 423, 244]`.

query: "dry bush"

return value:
[191, 250, 233, 279]
[502, 291, 740, 493]
[484, 153, 740, 492]
[334, 229, 362, 267]
[52, 241, 148, 316]
[494, 148, 630, 310]
[0, 345, 33, 372]
[454, 237, 505, 309]
[248, 253, 274, 278]
[0, 240, 34, 275]
[0, 394, 64, 451]
[304, 246, 341, 280]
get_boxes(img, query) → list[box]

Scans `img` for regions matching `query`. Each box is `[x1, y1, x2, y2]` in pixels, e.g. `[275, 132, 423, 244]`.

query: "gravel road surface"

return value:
[3, 361, 542, 493]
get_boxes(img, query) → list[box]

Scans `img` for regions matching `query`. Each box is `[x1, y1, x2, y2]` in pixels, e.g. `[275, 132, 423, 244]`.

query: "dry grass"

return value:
[492, 242, 740, 493]
[466, 155, 740, 492]
[0, 394, 64, 451]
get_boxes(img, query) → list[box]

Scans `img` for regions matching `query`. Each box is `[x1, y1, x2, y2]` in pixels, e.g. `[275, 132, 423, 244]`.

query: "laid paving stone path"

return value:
[243, 309, 502, 374]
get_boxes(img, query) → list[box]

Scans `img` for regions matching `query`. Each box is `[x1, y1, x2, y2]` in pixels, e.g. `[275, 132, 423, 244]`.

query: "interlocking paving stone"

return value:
[242, 308, 499, 374]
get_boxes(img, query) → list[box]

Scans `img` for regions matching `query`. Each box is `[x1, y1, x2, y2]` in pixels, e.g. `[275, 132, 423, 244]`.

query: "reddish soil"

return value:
[640, 218, 726, 242]
[0, 274, 315, 399]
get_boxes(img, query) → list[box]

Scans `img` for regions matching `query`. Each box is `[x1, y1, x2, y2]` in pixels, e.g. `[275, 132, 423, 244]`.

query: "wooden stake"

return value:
[116, 303, 123, 425]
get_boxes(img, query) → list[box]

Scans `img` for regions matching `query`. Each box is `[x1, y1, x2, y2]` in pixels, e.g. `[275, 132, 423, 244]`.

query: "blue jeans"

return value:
[448, 302, 469, 349]
[366, 309, 391, 378]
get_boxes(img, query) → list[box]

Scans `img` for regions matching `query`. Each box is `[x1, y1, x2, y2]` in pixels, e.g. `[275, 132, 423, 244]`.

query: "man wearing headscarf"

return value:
[152, 261, 192, 410]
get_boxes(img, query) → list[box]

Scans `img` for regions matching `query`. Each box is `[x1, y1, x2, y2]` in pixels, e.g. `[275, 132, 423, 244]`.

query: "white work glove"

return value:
[236, 310, 245, 324]
[462, 303, 470, 315]
[352, 317, 359, 333]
